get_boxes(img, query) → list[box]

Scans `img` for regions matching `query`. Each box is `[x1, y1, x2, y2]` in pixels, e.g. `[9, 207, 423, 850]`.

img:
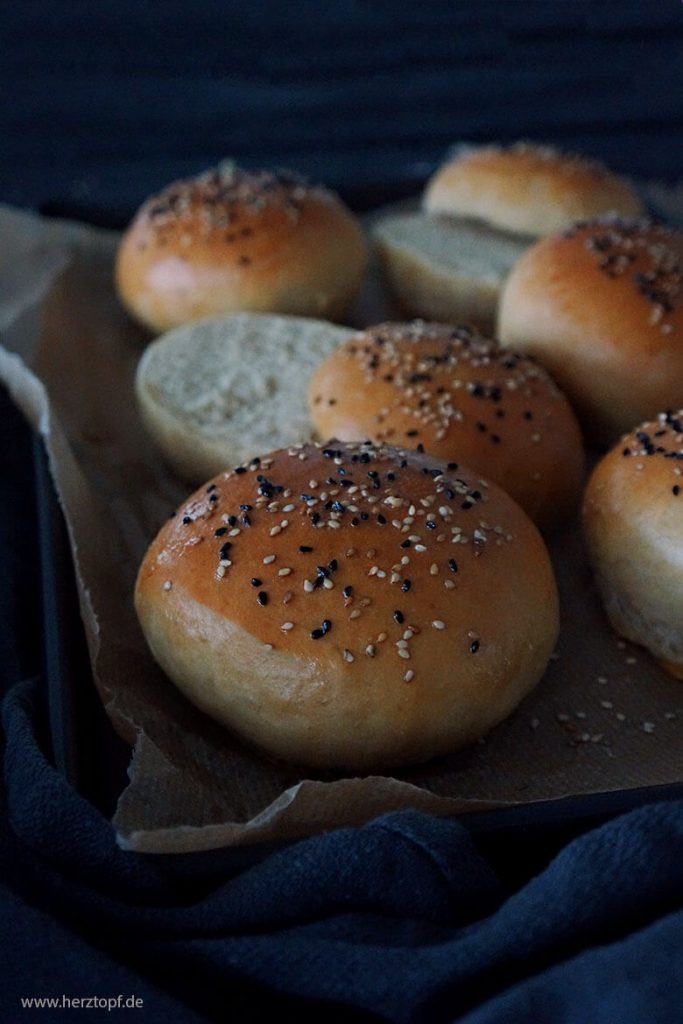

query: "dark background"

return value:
[3, 1, 683, 224]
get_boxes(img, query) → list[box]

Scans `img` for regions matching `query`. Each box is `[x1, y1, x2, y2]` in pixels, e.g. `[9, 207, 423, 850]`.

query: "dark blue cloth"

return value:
[2, 676, 682, 1023]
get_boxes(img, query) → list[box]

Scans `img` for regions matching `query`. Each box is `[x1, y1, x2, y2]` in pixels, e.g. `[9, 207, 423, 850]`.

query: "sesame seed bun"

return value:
[424, 142, 644, 236]
[498, 218, 683, 444]
[583, 411, 683, 680]
[115, 164, 368, 333]
[135, 440, 559, 771]
[308, 322, 584, 532]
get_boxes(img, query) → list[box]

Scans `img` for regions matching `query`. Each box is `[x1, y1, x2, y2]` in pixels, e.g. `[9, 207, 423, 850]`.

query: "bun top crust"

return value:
[115, 164, 368, 332]
[309, 322, 584, 531]
[424, 142, 644, 236]
[135, 440, 559, 768]
[498, 218, 683, 443]
[582, 410, 683, 678]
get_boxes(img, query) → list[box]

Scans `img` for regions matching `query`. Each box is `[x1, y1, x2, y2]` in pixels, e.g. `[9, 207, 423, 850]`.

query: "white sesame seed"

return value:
[281, 622, 294, 631]
[376, 570, 387, 579]
[219, 559, 231, 568]
[404, 670, 414, 683]
[163, 580, 172, 591]
[444, 580, 456, 590]
[263, 554, 276, 564]
[396, 639, 408, 649]
[282, 504, 295, 513]
[327, 520, 341, 529]
[216, 565, 226, 578]
[432, 620, 445, 630]
[270, 525, 282, 536]
[263, 643, 273, 651]
[278, 567, 292, 577]
[228, 528, 241, 537]
[366, 644, 376, 657]
[304, 579, 315, 593]
[323, 578, 334, 589]
[349, 609, 362, 619]
[403, 629, 414, 640]
[390, 572, 401, 584]
[414, 544, 427, 553]
[398, 648, 410, 659]
[343, 649, 354, 663]
[430, 563, 439, 575]
[642, 721, 656, 734]
[377, 632, 387, 643]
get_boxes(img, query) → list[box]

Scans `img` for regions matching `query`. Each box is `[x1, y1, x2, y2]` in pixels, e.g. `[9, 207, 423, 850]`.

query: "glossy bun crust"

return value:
[424, 142, 644, 236]
[583, 411, 683, 680]
[116, 165, 368, 333]
[498, 219, 683, 444]
[309, 322, 584, 531]
[135, 441, 559, 771]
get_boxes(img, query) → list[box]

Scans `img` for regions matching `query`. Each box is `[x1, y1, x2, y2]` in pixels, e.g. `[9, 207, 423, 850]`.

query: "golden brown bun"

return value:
[583, 412, 683, 680]
[135, 440, 559, 771]
[115, 164, 368, 333]
[498, 218, 683, 444]
[309, 322, 584, 532]
[424, 142, 644, 236]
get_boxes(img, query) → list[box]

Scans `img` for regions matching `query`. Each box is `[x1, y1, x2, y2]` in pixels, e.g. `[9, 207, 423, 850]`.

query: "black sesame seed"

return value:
[400, 539, 412, 548]
[257, 591, 268, 606]
[299, 545, 313, 553]
[310, 628, 324, 640]
[182, 515, 192, 524]
[240, 504, 253, 511]
[377, 514, 387, 524]
[448, 559, 458, 573]
[461, 501, 473, 510]
[360, 512, 369, 520]
[674, 485, 680, 496]
[206, 484, 217, 493]
[241, 514, 251, 527]
[470, 640, 480, 653]
[209, 494, 219, 503]
[387, 472, 396, 481]
[328, 559, 338, 572]
[227, 515, 237, 527]
[321, 619, 332, 634]
[343, 585, 353, 597]
[251, 578, 262, 587]
[351, 517, 360, 527]
[234, 466, 246, 474]
[416, 443, 425, 453]
[394, 610, 404, 624]
[426, 520, 437, 529]
[447, 462, 458, 470]
[406, 429, 419, 437]
[523, 411, 533, 421]
[401, 580, 411, 592]
[215, 527, 228, 537]
[219, 542, 232, 560]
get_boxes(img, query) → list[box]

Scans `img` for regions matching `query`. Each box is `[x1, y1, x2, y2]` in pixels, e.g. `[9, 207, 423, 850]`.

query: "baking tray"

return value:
[27, 190, 683, 857]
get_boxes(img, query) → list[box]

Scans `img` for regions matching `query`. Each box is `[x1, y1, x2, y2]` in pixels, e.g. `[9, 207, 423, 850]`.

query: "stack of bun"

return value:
[372, 142, 644, 332]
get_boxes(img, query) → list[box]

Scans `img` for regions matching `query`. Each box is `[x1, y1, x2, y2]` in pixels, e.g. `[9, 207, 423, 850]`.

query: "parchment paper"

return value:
[1, 195, 681, 853]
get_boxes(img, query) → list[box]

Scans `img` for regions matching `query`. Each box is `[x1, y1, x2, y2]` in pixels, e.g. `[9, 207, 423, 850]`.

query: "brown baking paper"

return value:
[1, 198, 682, 854]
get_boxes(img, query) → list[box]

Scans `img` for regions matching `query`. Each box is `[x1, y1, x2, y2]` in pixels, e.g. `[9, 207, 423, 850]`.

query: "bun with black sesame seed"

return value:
[135, 312, 350, 483]
[371, 142, 644, 333]
[135, 440, 559, 771]
[582, 411, 683, 681]
[308, 322, 585, 532]
[498, 218, 683, 444]
[115, 163, 368, 333]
